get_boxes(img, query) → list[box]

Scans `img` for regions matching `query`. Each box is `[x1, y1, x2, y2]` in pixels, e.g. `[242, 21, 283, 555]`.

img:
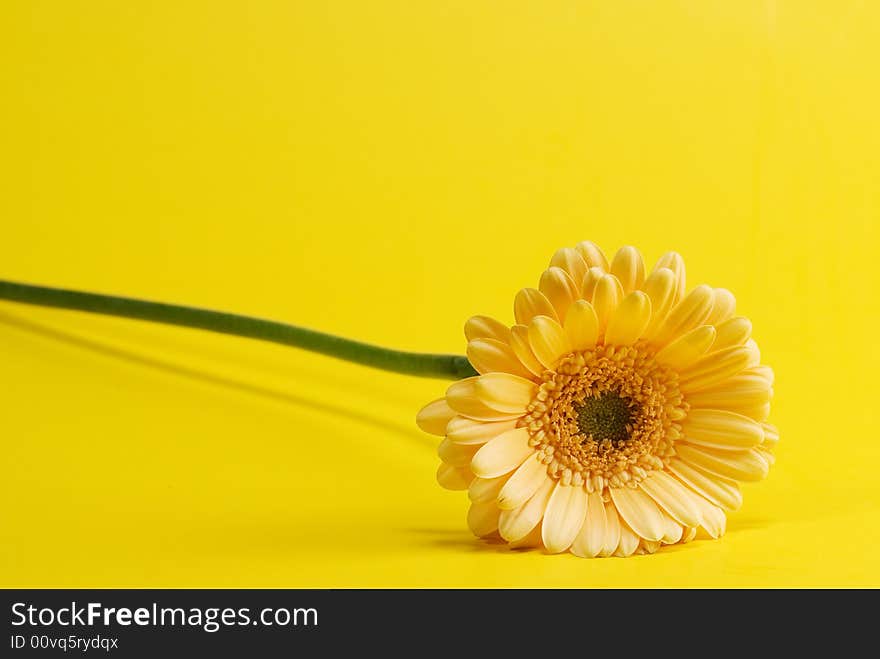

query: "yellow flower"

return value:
[417, 242, 777, 557]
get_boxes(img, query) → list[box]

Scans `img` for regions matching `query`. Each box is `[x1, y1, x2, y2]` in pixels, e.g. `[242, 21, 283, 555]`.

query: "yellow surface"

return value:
[2, 1, 879, 587]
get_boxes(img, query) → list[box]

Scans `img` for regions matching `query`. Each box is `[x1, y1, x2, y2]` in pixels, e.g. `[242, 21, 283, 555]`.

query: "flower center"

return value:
[575, 392, 635, 445]
[520, 345, 687, 493]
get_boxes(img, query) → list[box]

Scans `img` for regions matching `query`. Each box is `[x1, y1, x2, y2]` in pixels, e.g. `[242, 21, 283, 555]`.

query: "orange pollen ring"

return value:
[520, 344, 686, 494]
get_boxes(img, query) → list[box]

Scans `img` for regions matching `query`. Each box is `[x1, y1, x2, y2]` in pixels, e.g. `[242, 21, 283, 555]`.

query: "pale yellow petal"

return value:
[652, 251, 686, 302]
[528, 315, 571, 369]
[447, 416, 519, 446]
[755, 445, 776, 466]
[668, 458, 742, 511]
[652, 284, 715, 346]
[614, 521, 640, 557]
[609, 486, 665, 542]
[675, 443, 769, 482]
[638, 470, 703, 527]
[570, 492, 606, 558]
[581, 266, 605, 300]
[654, 325, 716, 370]
[436, 463, 473, 490]
[609, 245, 646, 294]
[599, 501, 622, 557]
[705, 288, 736, 325]
[563, 299, 599, 351]
[681, 409, 764, 450]
[497, 453, 549, 510]
[691, 495, 726, 539]
[541, 484, 588, 553]
[640, 539, 661, 555]
[474, 372, 537, 414]
[445, 377, 524, 421]
[711, 316, 752, 350]
[549, 247, 589, 286]
[682, 526, 697, 543]
[498, 477, 554, 543]
[467, 501, 501, 537]
[592, 273, 624, 333]
[467, 338, 534, 379]
[514, 288, 558, 325]
[539, 266, 580, 327]
[437, 437, 479, 468]
[749, 364, 775, 385]
[735, 402, 771, 422]
[641, 267, 678, 339]
[605, 291, 651, 345]
[415, 398, 456, 435]
[509, 324, 545, 377]
[679, 344, 761, 393]
[659, 510, 684, 544]
[464, 315, 512, 344]
[575, 240, 609, 270]
[684, 372, 772, 411]
[508, 524, 544, 549]
[761, 422, 780, 449]
[468, 474, 508, 503]
[470, 427, 534, 479]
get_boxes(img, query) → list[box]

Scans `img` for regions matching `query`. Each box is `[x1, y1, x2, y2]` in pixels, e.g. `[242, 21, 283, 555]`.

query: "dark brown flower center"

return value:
[575, 392, 635, 445]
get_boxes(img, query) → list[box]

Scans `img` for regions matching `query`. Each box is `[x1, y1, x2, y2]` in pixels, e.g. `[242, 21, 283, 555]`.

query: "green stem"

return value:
[0, 279, 477, 380]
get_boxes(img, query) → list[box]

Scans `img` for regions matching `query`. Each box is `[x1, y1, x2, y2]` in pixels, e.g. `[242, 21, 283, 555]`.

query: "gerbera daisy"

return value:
[417, 243, 777, 557]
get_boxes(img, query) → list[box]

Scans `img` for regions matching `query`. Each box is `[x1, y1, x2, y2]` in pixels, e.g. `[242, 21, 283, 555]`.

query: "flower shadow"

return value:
[0, 308, 419, 442]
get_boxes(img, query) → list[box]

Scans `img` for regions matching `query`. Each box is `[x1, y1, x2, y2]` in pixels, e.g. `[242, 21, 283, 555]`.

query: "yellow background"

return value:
[2, 1, 879, 587]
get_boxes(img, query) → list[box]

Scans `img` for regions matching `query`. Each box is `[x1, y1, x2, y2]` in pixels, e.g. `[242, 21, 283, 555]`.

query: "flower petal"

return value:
[541, 484, 588, 553]
[468, 474, 507, 503]
[514, 288, 558, 325]
[659, 510, 684, 544]
[467, 338, 534, 379]
[692, 495, 727, 539]
[415, 398, 456, 435]
[436, 463, 474, 490]
[684, 372, 772, 411]
[668, 458, 742, 511]
[570, 492, 607, 558]
[681, 409, 764, 450]
[563, 299, 599, 351]
[445, 377, 524, 421]
[474, 373, 537, 414]
[711, 316, 752, 350]
[652, 251, 686, 303]
[549, 247, 589, 286]
[471, 427, 534, 479]
[467, 501, 501, 537]
[497, 453, 549, 510]
[705, 288, 736, 325]
[539, 266, 580, 323]
[592, 273, 624, 332]
[761, 422, 780, 449]
[575, 240, 609, 270]
[609, 245, 646, 294]
[509, 324, 546, 377]
[446, 416, 519, 446]
[679, 344, 761, 393]
[498, 477, 555, 543]
[528, 315, 571, 369]
[599, 501, 622, 557]
[675, 444, 770, 482]
[652, 284, 715, 346]
[581, 266, 606, 300]
[609, 486, 665, 542]
[615, 520, 640, 557]
[605, 291, 651, 345]
[437, 437, 480, 468]
[464, 315, 513, 343]
[638, 470, 703, 527]
[654, 325, 716, 370]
